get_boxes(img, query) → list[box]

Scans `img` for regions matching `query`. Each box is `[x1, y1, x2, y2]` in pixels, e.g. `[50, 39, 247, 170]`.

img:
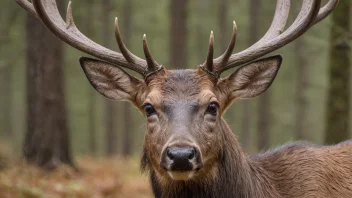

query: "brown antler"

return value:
[16, 0, 162, 78]
[201, 0, 339, 77]
[200, 31, 215, 76]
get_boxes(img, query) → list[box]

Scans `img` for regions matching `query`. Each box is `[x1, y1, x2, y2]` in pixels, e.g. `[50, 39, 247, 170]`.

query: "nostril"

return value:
[167, 149, 175, 160]
[188, 148, 196, 160]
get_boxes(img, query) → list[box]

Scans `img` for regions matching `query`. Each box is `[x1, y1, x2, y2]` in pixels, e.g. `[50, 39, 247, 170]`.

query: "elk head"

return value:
[17, 0, 338, 183]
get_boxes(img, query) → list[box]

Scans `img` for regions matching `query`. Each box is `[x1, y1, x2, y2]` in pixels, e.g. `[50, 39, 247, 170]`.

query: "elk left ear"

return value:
[222, 55, 282, 99]
[80, 57, 143, 102]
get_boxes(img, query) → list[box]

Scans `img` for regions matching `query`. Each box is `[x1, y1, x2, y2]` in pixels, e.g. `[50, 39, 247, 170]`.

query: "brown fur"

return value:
[80, 57, 352, 198]
[139, 69, 352, 198]
[15, 0, 341, 196]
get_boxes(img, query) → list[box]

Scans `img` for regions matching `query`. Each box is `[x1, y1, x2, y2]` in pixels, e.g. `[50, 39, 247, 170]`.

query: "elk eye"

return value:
[206, 102, 218, 116]
[143, 104, 156, 117]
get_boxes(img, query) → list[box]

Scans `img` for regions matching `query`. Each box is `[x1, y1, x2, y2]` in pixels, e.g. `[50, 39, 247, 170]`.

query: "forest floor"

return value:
[0, 155, 153, 198]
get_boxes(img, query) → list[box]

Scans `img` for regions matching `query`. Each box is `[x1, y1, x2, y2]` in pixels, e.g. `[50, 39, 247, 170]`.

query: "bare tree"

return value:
[85, 0, 97, 154]
[295, 38, 309, 140]
[102, 0, 118, 155]
[246, 0, 262, 150]
[170, 0, 189, 69]
[0, 62, 13, 139]
[195, 0, 209, 63]
[23, 3, 73, 169]
[1, 66, 13, 137]
[121, 0, 133, 157]
[325, 1, 350, 144]
[254, 0, 273, 151]
[218, 0, 229, 50]
[88, 89, 97, 154]
[0, 5, 20, 138]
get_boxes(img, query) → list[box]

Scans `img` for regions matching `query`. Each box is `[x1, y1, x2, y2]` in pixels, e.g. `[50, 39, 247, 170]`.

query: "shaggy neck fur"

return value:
[142, 119, 280, 198]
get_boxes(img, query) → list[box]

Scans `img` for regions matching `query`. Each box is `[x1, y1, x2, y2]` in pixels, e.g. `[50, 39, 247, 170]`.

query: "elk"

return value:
[17, 0, 351, 197]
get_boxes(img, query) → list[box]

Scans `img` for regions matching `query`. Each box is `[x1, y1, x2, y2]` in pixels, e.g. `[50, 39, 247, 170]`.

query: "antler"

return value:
[201, 0, 339, 77]
[16, 0, 162, 78]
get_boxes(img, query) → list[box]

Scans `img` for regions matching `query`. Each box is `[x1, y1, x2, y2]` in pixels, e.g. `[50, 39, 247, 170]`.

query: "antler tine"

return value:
[16, 0, 38, 18]
[213, 21, 237, 73]
[66, 1, 75, 28]
[286, 0, 321, 32]
[253, 0, 291, 44]
[19, 0, 160, 76]
[213, 0, 289, 74]
[314, 0, 339, 25]
[143, 34, 161, 76]
[202, 31, 215, 73]
[115, 17, 141, 64]
[213, 0, 339, 75]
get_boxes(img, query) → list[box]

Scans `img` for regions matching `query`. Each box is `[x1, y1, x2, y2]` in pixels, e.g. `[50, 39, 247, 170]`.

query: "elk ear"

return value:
[80, 57, 143, 101]
[223, 55, 282, 99]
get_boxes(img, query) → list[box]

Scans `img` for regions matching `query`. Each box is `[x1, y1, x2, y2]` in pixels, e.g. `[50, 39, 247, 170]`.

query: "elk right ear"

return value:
[221, 55, 282, 100]
[80, 57, 143, 101]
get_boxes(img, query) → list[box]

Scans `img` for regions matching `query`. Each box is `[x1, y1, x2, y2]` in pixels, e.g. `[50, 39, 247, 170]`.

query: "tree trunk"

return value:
[295, 38, 309, 140]
[325, 1, 350, 144]
[121, 0, 133, 157]
[218, 0, 229, 51]
[170, 0, 189, 69]
[86, 0, 97, 155]
[0, 67, 5, 136]
[102, 0, 118, 156]
[244, 0, 261, 151]
[257, 93, 270, 150]
[88, 90, 97, 154]
[0, 65, 13, 138]
[24, 9, 73, 169]
[2, 66, 13, 137]
[195, 0, 208, 63]
[0, 7, 19, 138]
[253, 0, 270, 151]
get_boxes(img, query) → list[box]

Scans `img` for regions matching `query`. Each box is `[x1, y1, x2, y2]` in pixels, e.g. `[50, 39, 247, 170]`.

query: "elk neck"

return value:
[145, 118, 280, 198]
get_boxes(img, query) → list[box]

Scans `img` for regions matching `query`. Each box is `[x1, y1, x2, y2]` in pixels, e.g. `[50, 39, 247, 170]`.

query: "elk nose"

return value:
[166, 147, 196, 171]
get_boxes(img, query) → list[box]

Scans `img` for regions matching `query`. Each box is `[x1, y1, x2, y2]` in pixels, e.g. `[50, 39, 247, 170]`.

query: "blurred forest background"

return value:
[0, 0, 350, 197]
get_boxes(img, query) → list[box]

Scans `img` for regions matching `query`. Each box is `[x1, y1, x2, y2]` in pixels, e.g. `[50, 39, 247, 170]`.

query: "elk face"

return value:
[80, 55, 282, 182]
[78, 22, 281, 182]
[141, 69, 221, 181]
[17, 0, 337, 187]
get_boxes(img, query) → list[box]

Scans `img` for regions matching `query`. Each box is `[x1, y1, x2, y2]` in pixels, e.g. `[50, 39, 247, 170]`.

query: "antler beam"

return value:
[202, 0, 339, 76]
[16, 0, 162, 77]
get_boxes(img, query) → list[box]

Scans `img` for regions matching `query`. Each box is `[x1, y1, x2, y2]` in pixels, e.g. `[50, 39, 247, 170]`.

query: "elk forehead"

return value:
[148, 69, 216, 105]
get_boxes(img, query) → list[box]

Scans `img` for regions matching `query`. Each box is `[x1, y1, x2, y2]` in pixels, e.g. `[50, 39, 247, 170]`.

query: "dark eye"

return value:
[206, 102, 218, 116]
[143, 104, 156, 117]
